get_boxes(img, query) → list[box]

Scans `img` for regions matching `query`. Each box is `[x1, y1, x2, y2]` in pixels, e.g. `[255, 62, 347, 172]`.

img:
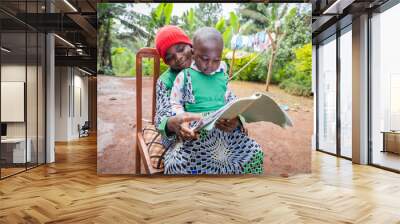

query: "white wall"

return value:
[73, 72, 89, 137]
[1, 65, 26, 139]
[55, 66, 69, 141]
[55, 67, 89, 141]
[1, 63, 46, 164]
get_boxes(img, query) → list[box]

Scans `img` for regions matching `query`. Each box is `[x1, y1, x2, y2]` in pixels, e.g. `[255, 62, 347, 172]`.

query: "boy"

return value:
[166, 27, 264, 175]
[171, 27, 232, 117]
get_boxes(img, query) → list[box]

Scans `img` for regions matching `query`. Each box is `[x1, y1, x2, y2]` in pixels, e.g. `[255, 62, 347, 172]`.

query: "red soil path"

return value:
[98, 75, 312, 176]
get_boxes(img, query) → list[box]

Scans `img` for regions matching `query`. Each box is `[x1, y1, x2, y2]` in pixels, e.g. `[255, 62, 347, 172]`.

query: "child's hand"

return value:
[179, 120, 199, 141]
[215, 117, 239, 132]
[167, 113, 201, 140]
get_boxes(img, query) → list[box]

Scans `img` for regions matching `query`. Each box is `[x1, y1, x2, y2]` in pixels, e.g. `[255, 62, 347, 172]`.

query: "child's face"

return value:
[165, 43, 192, 71]
[193, 40, 223, 74]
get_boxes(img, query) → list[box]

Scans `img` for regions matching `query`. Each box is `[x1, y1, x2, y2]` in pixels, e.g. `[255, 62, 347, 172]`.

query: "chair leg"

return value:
[135, 144, 141, 174]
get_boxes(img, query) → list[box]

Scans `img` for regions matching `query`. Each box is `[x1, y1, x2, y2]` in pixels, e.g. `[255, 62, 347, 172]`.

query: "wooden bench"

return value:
[135, 48, 163, 174]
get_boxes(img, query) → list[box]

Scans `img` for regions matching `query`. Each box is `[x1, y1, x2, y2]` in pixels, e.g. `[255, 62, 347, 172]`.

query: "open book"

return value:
[192, 92, 293, 132]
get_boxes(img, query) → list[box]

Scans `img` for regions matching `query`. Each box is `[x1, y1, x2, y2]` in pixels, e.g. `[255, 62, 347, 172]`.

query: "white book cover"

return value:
[192, 92, 293, 132]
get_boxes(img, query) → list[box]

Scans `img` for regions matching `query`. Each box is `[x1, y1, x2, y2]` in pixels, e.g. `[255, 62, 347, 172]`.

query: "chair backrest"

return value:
[82, 121, 90, 129]
[135, 48, 161, 132]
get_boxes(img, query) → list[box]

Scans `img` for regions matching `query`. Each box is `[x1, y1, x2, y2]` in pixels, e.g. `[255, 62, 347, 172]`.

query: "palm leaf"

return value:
[164, 3, 173, 25]
[239, 8, 268, 24]
[239, 20, 254, 34]
[187, 8, 195, 30]
[215, 17, 225, 33]
[271, 4, 277, 22]
[154, 3, 164, 21]
[118, 18, 150, 38]
[223, 28, 232, 48]
[278, 4, 289, 19]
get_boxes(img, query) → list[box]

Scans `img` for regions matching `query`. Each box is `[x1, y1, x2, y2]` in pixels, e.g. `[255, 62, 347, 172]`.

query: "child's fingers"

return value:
[181, 113, 202, 123]
[181, 127, 194, 136]
[226, 119, 238, 129]
[216, 119, 237, 132]
[180, 123, 196, 140]
[215, 122, 229, 132]
[224, 119, 238, 129]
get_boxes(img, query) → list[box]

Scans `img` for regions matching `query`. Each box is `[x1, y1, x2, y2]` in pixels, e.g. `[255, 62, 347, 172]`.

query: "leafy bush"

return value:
[279, 77, 311, 96]
[140, 58, 169, 77]
[141, 59, 169, 77]
[100, 65, 114, 76]
[278, 43, 312, 96]
[224, 50, 267, 82]
[160, 61, 169, 75]
[111, 47, 135, 76]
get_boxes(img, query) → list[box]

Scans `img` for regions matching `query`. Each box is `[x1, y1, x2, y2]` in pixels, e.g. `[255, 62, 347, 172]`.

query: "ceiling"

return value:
[311, 0, 390, 43]
[0, 0, 97, 73]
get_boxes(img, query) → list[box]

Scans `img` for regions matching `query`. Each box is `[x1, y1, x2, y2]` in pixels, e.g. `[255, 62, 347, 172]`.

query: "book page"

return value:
[192, 92, 292, 131]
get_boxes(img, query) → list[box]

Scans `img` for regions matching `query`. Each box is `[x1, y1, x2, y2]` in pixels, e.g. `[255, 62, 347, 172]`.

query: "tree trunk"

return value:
[265, 31, 277, 91]
[265, 49, 276, 92]
[102, 18, 112, 71]
[229, 49, 236, 79]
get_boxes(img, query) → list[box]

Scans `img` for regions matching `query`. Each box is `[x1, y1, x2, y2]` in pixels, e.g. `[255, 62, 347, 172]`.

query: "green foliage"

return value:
[160, 61, 169, 75]
[101, 65, 114, 76]
[142, 59, 173, 77]
[279, 78, 311, 96]
[194, 3, 222, 27]
[112, 47, 126, 55]
[278, 44, 312, 96]
[146, 3, 174, 45]
[222, 29, 232, 49]
[140, 59, 169, 77]
[224, 50, 266, 82]
[294, 43, 312, 75]
[229, 12, 239, 33]
[181, 8, 196, 37]
[98, 3, 312, 97]
[215, 17, 225, 33]
[152, 3, 173, 26]
[111, 47, 134, 76]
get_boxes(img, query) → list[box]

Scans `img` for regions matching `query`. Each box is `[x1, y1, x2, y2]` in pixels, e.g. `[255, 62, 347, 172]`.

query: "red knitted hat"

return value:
[155, 25, 192, 63]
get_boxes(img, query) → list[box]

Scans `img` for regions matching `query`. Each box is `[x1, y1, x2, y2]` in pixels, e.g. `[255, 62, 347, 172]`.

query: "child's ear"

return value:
[191, 48, 194, 55]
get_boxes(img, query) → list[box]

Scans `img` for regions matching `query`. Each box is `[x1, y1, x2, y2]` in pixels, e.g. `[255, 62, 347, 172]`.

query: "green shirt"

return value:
[157, 69, 179, 137]
[183, 68, 227, 113]
[159, 68, 179, 91]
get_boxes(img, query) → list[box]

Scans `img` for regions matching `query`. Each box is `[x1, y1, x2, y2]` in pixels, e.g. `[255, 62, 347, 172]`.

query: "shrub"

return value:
[138, 58, 169, 77]
[279, 77, 312, 96]
[224, 50, 266, 82]
[160, 61, 169, 75]
[278, 43, 312, 96]
[111, 47, 135, 76]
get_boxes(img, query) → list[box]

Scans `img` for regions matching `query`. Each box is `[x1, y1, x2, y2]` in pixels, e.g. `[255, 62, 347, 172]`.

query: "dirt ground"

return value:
[97, 75, 312, 176]
[229, 81, 313, 175]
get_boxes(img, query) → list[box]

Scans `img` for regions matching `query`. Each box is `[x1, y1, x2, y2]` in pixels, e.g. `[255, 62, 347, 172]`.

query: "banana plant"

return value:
[181, 8, 197, 37]
[216, 12, 253, 78]
[146, 3, 174, 46]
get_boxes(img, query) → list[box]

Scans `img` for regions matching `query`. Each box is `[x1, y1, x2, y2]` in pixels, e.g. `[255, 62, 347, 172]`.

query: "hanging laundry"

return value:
[230, 35, 238, 49]
[230, 31, 271, 52]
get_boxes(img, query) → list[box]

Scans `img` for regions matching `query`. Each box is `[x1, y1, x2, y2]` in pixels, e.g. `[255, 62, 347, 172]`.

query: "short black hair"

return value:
[193, 27, 223, 49]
